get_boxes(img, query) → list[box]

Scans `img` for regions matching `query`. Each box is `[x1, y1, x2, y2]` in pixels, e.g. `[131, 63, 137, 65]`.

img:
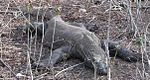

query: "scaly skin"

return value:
[23, 7, 142, 75]
[42, 15, 107, 75]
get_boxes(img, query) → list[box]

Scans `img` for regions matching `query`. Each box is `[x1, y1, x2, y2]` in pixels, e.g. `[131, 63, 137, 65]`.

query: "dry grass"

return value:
[0, 0, 150, 80]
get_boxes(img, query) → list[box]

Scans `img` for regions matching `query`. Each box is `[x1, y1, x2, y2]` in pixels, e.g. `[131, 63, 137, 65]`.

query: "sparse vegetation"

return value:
[0, 0, 150, 80]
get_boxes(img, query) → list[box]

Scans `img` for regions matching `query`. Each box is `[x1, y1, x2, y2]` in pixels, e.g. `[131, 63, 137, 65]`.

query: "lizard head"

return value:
[79, 32, 108, 75]
[94, 61, 107, 75]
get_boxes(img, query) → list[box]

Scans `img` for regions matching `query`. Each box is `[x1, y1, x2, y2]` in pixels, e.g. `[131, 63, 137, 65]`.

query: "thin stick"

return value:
[54, 62, 85, 78]
[34, 72, 49, 80]
[107, 0, 112, 80]
[48, 16, 57, 80]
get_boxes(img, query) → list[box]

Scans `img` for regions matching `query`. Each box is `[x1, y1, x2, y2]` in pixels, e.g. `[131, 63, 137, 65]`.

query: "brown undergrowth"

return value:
[0, 0, 150, 80]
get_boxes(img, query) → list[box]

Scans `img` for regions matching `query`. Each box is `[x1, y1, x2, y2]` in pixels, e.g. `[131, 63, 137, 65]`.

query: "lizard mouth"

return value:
[94, 62, 107, 75]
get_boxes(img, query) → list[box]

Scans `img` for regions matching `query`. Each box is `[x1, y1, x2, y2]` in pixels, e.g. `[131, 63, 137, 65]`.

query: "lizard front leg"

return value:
[36, 46, 72, 67]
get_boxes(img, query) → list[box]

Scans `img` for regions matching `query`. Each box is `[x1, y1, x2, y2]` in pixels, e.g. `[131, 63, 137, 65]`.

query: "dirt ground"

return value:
[0, 0, 150, 80]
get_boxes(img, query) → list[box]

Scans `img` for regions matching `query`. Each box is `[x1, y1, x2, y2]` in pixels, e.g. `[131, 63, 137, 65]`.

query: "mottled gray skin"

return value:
[23, 8, 141, 75]
[42, 15, 107, 75]
[25, 16, 141, 75]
